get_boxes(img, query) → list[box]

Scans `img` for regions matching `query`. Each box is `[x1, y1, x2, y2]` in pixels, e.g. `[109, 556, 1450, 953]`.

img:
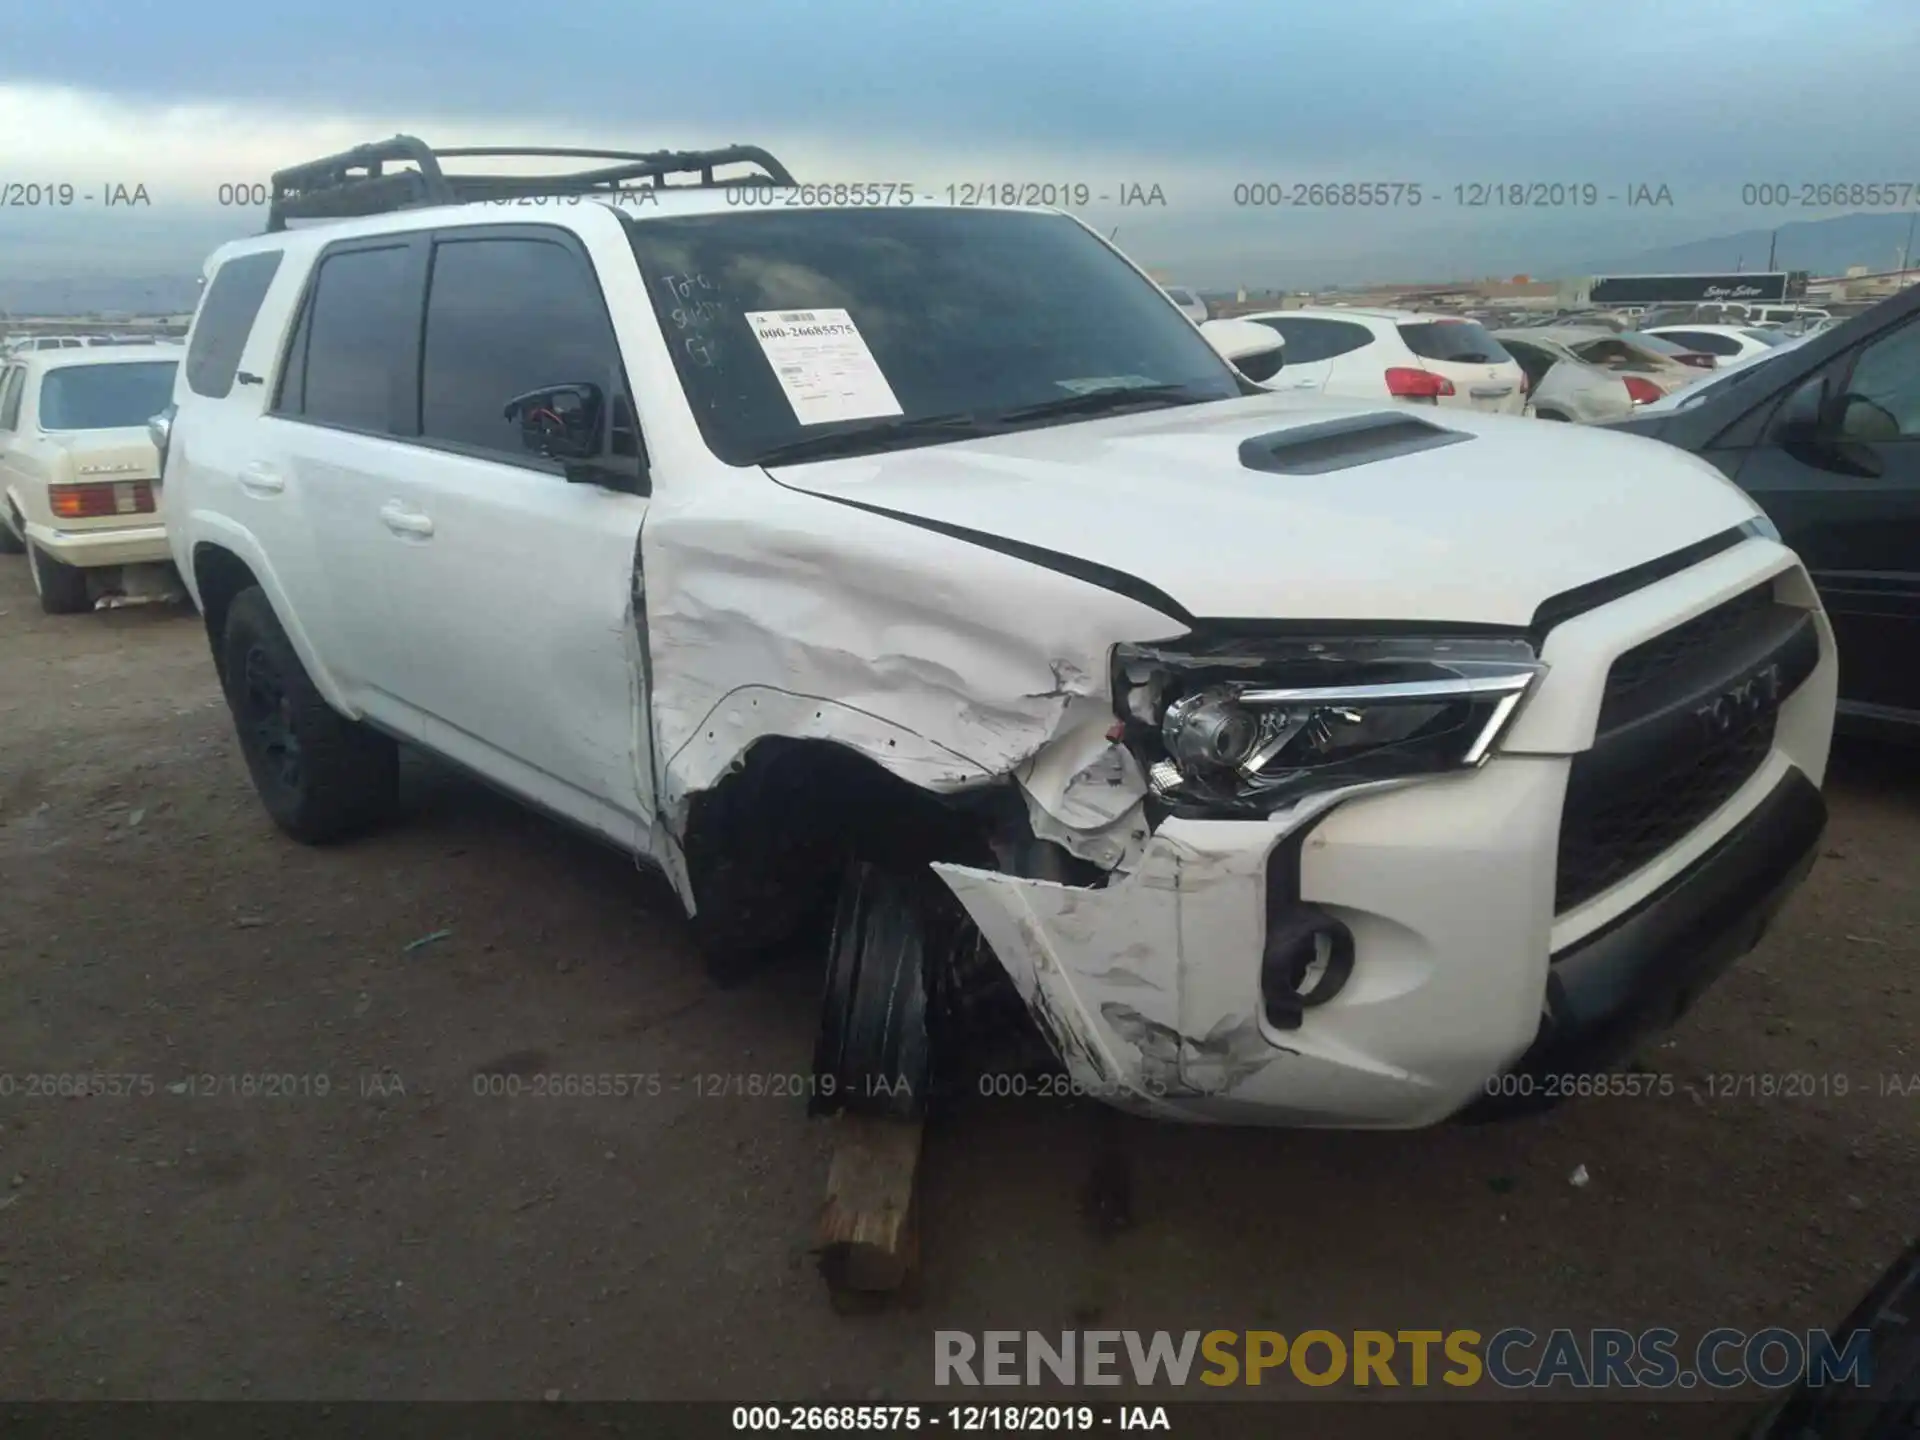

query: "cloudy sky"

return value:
[1, 0, 1914, 289]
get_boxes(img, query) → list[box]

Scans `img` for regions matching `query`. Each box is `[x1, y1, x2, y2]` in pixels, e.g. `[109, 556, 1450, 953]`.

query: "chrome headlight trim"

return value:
[1115, 634, 1545, 818]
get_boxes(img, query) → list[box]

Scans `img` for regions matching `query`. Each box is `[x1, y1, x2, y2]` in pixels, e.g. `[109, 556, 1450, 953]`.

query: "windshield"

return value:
[36, 361, 179, 431]
[625, 208, 1245, 466]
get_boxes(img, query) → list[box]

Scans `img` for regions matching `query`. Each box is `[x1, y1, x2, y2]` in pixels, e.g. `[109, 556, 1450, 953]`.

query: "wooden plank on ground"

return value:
[817, 1113, 924, 1298]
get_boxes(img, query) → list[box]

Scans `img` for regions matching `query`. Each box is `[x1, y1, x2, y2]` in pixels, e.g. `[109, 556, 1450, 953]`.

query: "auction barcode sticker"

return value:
[744, 308, 903, 426]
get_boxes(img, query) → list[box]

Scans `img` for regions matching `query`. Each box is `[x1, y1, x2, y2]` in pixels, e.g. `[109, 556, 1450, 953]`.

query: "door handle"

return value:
[379, 501, 434, 539]
[238, 462, 286, 496]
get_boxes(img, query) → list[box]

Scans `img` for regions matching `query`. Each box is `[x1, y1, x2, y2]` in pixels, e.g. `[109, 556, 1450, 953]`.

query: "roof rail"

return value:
[265, 134, 797, 232]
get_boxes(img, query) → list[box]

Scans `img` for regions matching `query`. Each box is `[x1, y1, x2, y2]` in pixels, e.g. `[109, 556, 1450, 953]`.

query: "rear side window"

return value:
[186, 251, 283, 399]
[1256, 317, 1374, 363]
[282, 243, 415, 432]
[1397, 320, 1513, 364]
[418, 234, 622, 460]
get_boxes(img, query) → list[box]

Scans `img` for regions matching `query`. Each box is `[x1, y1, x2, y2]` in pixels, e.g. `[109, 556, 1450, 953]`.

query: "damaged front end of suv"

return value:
[927, 628, 1550, 1122]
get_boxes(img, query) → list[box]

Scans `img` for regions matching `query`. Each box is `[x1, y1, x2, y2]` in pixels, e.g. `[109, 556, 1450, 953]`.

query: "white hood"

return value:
[767, 393, 1763, 628]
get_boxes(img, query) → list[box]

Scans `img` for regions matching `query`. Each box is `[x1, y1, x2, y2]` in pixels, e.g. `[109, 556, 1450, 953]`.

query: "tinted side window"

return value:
[186, 251, 283, 399]
[419, 235, 621, 459]
[0, 368, 23, 430]
[295, 244, 415, 433]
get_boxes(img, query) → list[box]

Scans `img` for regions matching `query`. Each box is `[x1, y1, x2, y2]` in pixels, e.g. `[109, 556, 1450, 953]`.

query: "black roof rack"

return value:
[265, 134, 797, 232]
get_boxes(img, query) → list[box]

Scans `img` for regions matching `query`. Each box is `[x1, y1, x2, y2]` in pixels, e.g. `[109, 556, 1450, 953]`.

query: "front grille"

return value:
[1598, 583, 1774, 730]
[1554, 578, 1811, 915]
[1556, 711, 1774, 911]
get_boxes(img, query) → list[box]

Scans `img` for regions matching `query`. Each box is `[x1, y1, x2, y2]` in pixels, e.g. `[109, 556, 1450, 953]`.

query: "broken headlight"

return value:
[1112, 633, 1545, 817]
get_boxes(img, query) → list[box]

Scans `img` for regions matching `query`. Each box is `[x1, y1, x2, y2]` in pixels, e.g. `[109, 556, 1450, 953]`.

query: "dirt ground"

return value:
[0, 558, 1914, 1432]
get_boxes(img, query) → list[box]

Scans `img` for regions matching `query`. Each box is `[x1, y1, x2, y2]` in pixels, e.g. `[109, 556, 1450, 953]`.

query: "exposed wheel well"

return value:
[679, 737, 1003, 959]
[192, 544, 262, 684]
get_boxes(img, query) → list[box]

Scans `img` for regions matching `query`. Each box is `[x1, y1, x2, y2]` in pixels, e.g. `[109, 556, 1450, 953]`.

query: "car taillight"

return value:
[49, 481, 154, 519]
[1622, 375, 1664, 406]
[1518, 372, 1530, 396]
[1385, 367, 1454, 400]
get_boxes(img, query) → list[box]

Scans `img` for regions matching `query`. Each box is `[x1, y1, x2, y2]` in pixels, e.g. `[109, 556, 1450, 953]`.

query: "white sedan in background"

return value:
[1640, 323, 1790, 368]
[1494, 330, 1664, 423]
[1162, 285, 1209, 324]
[1240, 308, 1528, 414]
[0, 345, 182, 613]
[1633, 332, 1815, 413]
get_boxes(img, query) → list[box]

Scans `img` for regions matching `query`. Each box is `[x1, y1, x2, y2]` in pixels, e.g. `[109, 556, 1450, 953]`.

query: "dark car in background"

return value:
[1609, 286, 1920, 740]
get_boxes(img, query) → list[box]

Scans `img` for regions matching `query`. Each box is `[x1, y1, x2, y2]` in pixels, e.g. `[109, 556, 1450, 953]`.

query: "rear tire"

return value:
[27, 541, 90, 614]
[219, 586, 399, 844]
[0, 508, 24, 555]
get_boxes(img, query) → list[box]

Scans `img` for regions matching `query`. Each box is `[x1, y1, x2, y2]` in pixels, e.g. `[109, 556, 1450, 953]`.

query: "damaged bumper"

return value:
[934, 750, 1825, 1129]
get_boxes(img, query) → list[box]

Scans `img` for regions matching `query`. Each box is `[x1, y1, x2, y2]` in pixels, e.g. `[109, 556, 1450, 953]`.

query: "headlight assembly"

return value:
[1113, 633, 1545, 817]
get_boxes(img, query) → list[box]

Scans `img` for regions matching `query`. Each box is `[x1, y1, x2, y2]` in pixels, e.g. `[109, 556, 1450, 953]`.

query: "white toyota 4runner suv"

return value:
[159, 137, 1837, 1130]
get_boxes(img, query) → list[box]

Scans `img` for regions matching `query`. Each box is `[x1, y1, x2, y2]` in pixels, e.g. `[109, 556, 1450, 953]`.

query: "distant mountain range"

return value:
[1578, 210, 1920, 278]
[5, 211, 1918, 317]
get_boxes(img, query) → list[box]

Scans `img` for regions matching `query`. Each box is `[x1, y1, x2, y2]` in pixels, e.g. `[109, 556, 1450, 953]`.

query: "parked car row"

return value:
[2, 333, 168, 355]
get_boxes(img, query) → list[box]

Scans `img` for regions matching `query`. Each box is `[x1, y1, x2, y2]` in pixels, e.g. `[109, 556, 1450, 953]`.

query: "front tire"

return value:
[811, 862, 969, 1122]
[27, 541, 90, 614]
[219, 587, 399, 844]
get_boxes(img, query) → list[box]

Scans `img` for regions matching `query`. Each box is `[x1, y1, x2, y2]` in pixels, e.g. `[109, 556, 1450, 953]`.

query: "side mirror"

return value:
[148, 403, 176, 472]
[504, 382, 604, 461]
[1199, 318, 1285, 367]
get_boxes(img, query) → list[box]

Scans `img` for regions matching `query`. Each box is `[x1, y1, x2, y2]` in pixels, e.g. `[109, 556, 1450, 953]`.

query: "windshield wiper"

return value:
[751, 411, 999, 467]
[989, 382, 1214, 426]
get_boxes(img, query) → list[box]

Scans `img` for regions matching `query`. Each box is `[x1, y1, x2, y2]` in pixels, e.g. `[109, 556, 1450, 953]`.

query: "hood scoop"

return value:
[1238, 411, 1473, 475]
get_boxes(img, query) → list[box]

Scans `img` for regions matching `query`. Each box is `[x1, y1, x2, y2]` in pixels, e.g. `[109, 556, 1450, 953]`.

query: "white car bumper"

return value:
[934, 541, 1838, 1128]
[23, 519, 172, 569]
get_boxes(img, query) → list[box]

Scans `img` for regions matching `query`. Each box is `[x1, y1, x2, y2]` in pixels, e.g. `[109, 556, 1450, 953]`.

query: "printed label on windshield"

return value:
[744, 308, 903, 426]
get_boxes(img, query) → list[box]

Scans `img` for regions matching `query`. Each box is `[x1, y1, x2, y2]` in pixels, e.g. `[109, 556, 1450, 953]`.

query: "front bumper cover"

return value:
[1463, 767, 1826, 1117]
